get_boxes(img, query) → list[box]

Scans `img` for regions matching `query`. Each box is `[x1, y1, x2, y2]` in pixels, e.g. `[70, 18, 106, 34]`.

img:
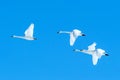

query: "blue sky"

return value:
[0, 0, 120, 80]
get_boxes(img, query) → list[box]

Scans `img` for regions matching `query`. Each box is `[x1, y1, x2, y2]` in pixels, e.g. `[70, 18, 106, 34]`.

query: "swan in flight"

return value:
[73, 42, 109, 65]
[57, 29, 85, 46]
[11, 23, 37, 40]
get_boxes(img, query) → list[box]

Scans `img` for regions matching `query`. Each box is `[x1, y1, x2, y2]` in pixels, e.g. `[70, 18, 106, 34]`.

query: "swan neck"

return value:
[59, 31, 70, 34]
[13, 35, 25, 39]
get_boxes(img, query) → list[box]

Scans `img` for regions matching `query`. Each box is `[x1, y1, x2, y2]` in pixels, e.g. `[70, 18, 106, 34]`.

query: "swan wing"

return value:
[92, 53, 99, 65]
[70, 33, 77, 46]
[88, 42, 96, 51]
[97, 49, 105, 54]
[24, 23, 34, 37]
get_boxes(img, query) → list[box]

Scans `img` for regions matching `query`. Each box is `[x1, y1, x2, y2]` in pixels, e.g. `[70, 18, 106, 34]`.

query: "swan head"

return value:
[57, 31, 63, 34]
[73, 29, 85, 36]
[73, 49, 86, 52]
[80, 49, 84, 51]
[97, 49, 109, 56]
[79, 49, 88, 53]
[73, 49, 81, 52]
[57, 31, 60, 34]
[11, 35, 14, 37]
[11, 35, 16, 38]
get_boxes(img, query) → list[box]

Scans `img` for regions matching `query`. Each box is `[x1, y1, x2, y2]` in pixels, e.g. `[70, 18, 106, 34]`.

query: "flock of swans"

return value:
[11, 23, 109, 65]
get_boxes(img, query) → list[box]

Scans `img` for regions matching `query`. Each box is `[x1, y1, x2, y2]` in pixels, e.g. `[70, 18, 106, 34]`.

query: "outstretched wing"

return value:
[88, 42, 96, 51]
[70, 32, 77, 46]
[24, 23, 34, 37]
[92, 53, 99, 65]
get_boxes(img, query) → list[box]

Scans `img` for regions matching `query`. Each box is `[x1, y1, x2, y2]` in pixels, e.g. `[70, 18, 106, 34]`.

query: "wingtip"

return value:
[92, 42, 97, 45]
[70, 42, 74, 46]
[93, 61, 97, 66]
[31, 22, 34, 24]
[70, 44, 74, 46]
[30, 23, 34, 27]
[93, 63, 97, 66]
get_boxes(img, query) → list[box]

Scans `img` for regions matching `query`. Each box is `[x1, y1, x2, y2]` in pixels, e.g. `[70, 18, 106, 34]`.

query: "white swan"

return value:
[57, 29, 85, 46]
[11, 23, 37, 40]
[73, 42, 109, 65]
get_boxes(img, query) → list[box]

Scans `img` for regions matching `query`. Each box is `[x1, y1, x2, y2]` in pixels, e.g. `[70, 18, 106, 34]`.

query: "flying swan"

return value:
[73, 42, 109, 65]
[11, 23, 37, 40]
[57, 29, 85, 46]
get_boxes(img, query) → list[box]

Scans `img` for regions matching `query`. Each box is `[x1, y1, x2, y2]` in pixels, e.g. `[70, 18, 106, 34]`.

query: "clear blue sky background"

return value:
[0, 0, 120, 80]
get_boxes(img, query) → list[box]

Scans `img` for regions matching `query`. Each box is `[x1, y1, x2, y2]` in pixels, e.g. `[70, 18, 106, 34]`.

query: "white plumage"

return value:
[74, 42, 108, 65]
[57, 29, 85, 46]
[11, 23, 36, 40]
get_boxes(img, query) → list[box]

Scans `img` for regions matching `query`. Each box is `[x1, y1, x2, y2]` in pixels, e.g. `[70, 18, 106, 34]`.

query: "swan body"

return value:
[11, 23, 36, 40]
[74, 42, 108, 65]
[57, 29, 85, 46]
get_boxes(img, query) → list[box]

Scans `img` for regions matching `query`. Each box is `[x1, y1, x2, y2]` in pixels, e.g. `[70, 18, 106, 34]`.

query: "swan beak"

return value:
[80, 49, 83, 51]
[57, 31, 60, 34]
[105, 54, 109, 56]
[34, 38, 37, 40]
[73, 49, 76, 51]
[82, 34, 86, 36]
